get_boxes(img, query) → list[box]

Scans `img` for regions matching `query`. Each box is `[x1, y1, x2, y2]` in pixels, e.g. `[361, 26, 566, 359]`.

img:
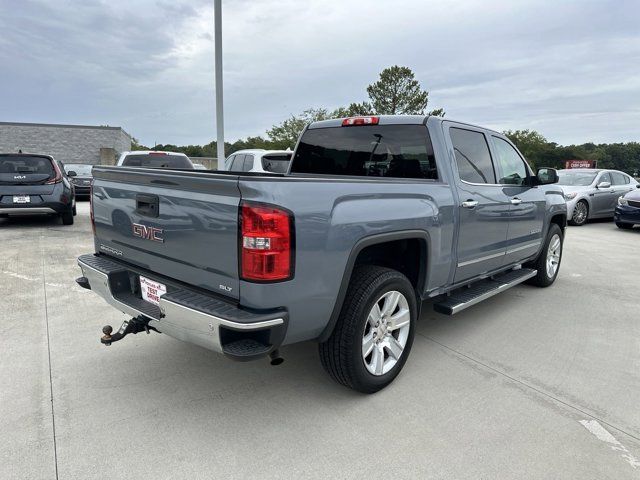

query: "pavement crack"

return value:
[42, 241, 60, 480]
[418, 332, 640, 445]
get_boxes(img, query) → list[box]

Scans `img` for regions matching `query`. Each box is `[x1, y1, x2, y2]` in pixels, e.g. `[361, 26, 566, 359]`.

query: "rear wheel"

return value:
[319, 266, 417, 393]
[569, 200, 588, 226]
[526, 224, 563, 287]
[61, 210, 74, 225]
[616, 222, 633, 229]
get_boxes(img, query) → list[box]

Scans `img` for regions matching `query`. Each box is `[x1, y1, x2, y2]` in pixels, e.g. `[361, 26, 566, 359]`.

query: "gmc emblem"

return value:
[132, 223, 164, 243]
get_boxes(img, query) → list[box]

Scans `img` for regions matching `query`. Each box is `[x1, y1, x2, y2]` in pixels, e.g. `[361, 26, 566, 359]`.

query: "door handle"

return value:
[461, 200, 479, 208]
[510, 197, 522, 205]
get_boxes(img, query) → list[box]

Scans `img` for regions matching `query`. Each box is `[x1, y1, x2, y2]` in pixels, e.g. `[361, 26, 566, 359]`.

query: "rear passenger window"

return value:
[242, 155, 253, 172]
[492, 137, 529, 185]
[450, 128, 496, 184]
[231, 155, 245, 171]
[611, 172, 627, 185]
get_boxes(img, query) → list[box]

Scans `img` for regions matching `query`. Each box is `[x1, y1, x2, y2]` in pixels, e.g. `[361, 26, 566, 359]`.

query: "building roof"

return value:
[0, 121, 131, 138]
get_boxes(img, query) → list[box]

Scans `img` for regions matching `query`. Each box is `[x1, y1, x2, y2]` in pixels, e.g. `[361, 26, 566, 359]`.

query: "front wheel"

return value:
[569, 200, 588, 226]
[319, 266, 417, 393]
[526, 224, 563, 287]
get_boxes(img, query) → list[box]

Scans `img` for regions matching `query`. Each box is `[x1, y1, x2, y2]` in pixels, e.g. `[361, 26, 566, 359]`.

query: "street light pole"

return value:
[214, 0, 225, 168]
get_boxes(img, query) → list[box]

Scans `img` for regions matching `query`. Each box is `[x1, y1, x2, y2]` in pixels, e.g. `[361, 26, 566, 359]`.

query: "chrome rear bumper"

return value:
[77, 254, 286, 356]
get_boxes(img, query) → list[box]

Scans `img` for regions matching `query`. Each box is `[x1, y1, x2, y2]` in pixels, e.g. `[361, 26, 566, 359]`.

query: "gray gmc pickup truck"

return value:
[76, 115, 566, 393]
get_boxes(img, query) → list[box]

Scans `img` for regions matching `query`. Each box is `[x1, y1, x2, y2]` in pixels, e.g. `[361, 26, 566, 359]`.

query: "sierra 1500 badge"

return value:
[132, 223, 164, 243]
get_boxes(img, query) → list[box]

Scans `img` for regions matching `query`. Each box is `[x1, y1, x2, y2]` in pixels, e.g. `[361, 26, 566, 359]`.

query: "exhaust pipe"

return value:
[269, 349, 284, 366]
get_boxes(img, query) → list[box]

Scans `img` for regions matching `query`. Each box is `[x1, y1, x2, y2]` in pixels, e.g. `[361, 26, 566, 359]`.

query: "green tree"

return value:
[331, 102, 375, 118]
[266, 108, 330, 148]
[503, 129, 553, 169]
[130, 137, 148, 151]
[366, 65, 436, 115]
[426, 107, 445, 117]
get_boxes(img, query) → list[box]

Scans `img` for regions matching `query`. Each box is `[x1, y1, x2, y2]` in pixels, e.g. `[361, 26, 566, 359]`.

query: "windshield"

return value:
[291, 125, 438, 179]
[122, 154, 193, 169]
[64, 164, 93, 175]
[557, 171, 598, 186]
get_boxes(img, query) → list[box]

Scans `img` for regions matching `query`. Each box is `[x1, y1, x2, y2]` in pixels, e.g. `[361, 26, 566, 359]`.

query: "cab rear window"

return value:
[291, 125, 437, 179]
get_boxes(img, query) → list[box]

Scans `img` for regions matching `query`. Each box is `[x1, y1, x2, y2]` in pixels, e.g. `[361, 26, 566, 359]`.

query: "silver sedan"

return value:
[558, 169, 639, 226]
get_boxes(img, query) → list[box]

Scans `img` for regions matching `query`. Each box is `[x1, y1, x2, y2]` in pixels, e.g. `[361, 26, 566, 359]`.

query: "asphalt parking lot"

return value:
[2, 203, 639, 479]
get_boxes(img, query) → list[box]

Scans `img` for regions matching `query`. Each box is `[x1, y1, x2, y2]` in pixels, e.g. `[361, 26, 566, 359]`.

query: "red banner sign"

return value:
[565, 159, 597, 169]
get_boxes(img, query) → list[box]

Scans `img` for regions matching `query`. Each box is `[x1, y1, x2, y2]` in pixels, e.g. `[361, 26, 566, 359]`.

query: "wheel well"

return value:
[550, 213, 567, 232]
[353, 238, 426, 292]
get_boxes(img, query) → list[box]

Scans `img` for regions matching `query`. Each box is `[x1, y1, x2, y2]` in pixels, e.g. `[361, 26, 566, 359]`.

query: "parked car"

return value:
[557, 168, 639, 226]
[0, 153, 76, 225]
[76, 115, 565, 393]
[614, 188, 640, 229]
[223, 150, 292, 173]
[116, 151, 194, 169]
[64, 163, 94, 198]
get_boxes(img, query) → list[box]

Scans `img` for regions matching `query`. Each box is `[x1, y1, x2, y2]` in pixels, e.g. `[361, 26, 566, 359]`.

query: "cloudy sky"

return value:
[1, 0, 639, 147]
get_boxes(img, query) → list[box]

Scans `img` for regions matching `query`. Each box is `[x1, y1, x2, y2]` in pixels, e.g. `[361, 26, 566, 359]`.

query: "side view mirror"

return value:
[535, 167, 558, 185]
[67, 171, 77, 177]
[596, 181, 611, 189]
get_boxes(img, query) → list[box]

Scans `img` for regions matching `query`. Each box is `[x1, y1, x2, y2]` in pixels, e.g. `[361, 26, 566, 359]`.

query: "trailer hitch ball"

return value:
[100, 317, 156, 346]
[102, 325, 114, 346]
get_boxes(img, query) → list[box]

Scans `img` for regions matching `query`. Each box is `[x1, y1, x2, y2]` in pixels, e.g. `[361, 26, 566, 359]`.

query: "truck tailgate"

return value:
[91, 167, 241, 299]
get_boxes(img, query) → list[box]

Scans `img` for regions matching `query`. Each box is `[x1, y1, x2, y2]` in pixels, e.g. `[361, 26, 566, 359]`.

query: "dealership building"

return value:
[0, 121, 132, 165]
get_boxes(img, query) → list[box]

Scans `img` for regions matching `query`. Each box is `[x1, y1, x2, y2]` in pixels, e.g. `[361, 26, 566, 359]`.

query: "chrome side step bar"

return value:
[433, 268, 537, 315]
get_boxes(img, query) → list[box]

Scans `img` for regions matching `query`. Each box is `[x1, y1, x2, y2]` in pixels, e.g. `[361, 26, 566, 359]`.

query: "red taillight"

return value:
[89, 185, 96, 235]
[45, 160, 63, 184]
[149, 152, 167, 156]
[240, 202, 293, 282]
[342, 116, 379, 126]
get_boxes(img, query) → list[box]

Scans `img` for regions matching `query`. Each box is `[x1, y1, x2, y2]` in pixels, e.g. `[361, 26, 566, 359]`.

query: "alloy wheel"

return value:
[546, 234, 562, 278]
[362, 290, 411, 376]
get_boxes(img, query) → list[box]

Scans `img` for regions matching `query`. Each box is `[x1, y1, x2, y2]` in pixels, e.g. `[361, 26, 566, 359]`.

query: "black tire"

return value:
[526, 224, 563, 287]
[61, 210, 74, 225]
[616, 222, 633, 230]
[318, 265, 417, 393]
[568, 200, 589, 226]
[72, 205, 77, 216]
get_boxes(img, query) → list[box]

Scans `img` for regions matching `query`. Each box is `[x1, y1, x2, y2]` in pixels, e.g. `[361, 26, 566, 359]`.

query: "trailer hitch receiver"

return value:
[101, 316, 157, 346]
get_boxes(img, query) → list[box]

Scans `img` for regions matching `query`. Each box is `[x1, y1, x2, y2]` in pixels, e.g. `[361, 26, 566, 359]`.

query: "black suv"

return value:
[0, 153, 76, 225]
[64, 163, 94, 198]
